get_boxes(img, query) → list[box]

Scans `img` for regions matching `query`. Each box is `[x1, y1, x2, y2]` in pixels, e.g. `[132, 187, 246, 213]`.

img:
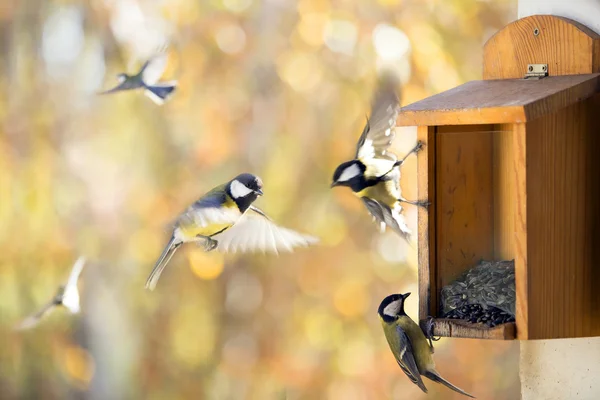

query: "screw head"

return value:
[533, 28, 540, 36]
[528, 65, 533, 72]
[542, 65, 547, 71]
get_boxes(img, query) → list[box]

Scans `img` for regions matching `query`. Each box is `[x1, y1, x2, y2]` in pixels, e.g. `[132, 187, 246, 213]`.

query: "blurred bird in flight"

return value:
[330, 72, 428, 242]
[15, 257, 86, 330]
[99, 45, 177, 105]
[146, 173, 319, 290]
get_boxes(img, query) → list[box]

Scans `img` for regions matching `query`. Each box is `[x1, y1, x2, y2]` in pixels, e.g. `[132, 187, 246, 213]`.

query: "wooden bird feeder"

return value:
[398, 15, 600, 340]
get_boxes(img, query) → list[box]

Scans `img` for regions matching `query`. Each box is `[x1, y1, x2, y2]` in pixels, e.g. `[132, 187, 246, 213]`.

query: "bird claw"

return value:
[416, 200, 431, 209]
[196, 235, 218, 252]
[414, 140, 424, 153]
[424, 316, 441, 352]
[204, 238, 218, 252]
[398, 199, 430, 209]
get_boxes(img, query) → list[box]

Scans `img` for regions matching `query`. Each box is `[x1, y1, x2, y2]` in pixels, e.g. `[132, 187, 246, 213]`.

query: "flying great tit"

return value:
[145, 173, 319, 290]
[15, 257, 86, 330]
[378, 293, 475, 398]
[99, 46, 177, 105]
[330, 72, 428, 241]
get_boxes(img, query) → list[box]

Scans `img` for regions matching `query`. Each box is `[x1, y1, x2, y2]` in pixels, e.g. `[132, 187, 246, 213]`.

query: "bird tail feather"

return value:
[424, 370, 475, 398]
[145, 236, 181, 291]
[144, 82, 177, 105]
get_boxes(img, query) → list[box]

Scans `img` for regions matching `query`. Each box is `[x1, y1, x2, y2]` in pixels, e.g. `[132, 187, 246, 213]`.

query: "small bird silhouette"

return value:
[15, 257, 86, 330]
[100, 46, 177, 105]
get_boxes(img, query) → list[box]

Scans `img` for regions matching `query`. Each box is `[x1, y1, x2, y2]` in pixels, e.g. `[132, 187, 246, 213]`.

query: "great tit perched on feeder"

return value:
[145, 173, 319, 290]
[330, 72, 428, 241]
[99, 45, 177, 105]
[378, 293, 475, 398]
[15, 257, 86, 330]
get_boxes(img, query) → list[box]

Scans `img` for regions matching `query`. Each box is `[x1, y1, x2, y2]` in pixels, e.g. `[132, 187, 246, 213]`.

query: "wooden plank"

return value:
[492, 125, 516, 260]
[513, 123, 529, 340]
[483, 15, 600, 80]
[436, 126, 494, 291]
[417, 126, 436, 321]
[397, 74, 600, 127]
[524, 95, 600, 339]
[424, 319, 516, 340]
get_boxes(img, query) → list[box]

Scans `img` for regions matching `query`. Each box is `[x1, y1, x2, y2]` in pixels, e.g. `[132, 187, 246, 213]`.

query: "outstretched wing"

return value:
[174, 185, 239, 233]
[361, 197, 411, 242]
[98, 79, 141, 94]
[211, 206, 319, 253]
[62, 257, 86, 313]
[15, 298, 60, 331]
[65, 257, 85, 291]
[141, 46, 170, 85]
[393, 325, 428, 393]
[355, 72, 401, 161]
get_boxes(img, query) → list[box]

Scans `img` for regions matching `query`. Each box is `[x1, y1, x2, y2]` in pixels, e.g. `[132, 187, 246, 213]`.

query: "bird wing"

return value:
[361, 197, 411, 241]
[61, 257, 85, 313]
[65, 257, 85, 291]
[175, 186, 240, 232]
[355, 72, 401, 161]
[14, 298, 60, 331]
[211, 206, 319, 253]
[141, 49, 169, 85]
[394, 325, 428, 393]
[98, 79, 140, 94]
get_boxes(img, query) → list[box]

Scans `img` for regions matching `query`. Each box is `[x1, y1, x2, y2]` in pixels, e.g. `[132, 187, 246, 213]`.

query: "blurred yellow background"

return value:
[0, 0, 518, 399]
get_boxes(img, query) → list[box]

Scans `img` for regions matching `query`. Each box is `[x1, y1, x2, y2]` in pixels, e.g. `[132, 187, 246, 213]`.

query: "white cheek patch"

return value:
[338, 164, 361, 182]
[383, 299, 402, 317]
[230, 179, 254, 199]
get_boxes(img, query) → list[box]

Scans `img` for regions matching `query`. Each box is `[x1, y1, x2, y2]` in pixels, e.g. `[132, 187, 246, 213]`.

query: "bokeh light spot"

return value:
[372, 23, 411, 61]
[333, 278, 369, 318]
[215, 23, 247, 54]
[63, 345, 95, 387]
[188, 249, 225, 280]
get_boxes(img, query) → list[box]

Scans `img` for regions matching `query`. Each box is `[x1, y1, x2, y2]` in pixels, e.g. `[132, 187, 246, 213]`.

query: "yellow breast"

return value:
[357, 181, 399, 207]
[178, 222, 234, 239]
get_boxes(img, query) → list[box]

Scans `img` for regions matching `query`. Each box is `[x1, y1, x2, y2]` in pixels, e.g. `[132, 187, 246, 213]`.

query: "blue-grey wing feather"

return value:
[395, 325, 428, 392]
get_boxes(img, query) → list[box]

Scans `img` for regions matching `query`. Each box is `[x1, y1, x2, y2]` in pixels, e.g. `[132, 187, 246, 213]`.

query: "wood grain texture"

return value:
[523, 96, 600, 339]
[435, 126, 494, 290]
[417, 126, 436, 320]
[421, 318, 516, 340]
[492, 125, 516, 261]
[483, 15, 600, 80]
[396, 74, 600, 127]
[512, 123, 529, 340]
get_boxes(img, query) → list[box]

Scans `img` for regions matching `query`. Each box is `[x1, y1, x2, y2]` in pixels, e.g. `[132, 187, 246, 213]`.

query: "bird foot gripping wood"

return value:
[424, 316, 441, 353]
[398, 199, 431, 209]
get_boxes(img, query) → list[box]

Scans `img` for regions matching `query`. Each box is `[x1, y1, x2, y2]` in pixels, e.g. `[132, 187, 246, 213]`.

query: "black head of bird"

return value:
[227, 173, 264, 212]
[378, 292, 410, 322]
[330, 160, 368, 192]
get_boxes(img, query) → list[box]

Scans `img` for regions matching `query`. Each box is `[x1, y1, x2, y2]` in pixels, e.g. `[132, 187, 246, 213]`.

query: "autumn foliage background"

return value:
[1, 0, 518, 399]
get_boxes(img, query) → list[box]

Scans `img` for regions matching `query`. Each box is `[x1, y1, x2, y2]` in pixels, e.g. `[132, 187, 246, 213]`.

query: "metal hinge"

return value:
[524, 64, 548, 80]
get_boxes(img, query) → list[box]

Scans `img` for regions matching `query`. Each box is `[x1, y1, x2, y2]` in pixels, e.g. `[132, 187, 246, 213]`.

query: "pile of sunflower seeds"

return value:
[440, 260, 516, 326]
[444, 304, 515, 327]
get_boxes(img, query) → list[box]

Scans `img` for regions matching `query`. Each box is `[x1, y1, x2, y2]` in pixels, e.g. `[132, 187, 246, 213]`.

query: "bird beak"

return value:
[401, 293, 411, 300]
[330, 182, 338, 188]
[255, 189, 264, 196]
